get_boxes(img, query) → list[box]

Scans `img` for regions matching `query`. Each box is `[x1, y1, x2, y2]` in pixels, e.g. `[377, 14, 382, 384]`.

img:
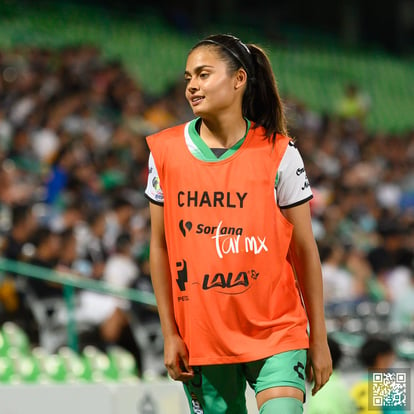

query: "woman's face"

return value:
[184, 46, 243, 119]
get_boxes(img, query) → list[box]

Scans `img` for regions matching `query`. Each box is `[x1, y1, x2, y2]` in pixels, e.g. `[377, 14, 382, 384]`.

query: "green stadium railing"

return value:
[0, 258, 157, 352]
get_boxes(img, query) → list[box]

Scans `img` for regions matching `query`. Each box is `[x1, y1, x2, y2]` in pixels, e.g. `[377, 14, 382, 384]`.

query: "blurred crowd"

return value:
[0, 44, 413, 375]
[0, 44, 193, 375]
[287, 85, 414, 340]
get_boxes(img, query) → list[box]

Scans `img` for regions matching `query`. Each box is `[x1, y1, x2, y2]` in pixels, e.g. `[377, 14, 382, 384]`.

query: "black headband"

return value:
[201, 36, 255, 80]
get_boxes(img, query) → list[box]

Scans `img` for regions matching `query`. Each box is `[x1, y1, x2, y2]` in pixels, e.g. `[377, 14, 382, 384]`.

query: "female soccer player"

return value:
[145, 33, 332, 414]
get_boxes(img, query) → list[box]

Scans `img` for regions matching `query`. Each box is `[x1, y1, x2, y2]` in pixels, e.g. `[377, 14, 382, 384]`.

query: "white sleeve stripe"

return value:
[279, 195, 313, 209]
[144, 192, 164, 206]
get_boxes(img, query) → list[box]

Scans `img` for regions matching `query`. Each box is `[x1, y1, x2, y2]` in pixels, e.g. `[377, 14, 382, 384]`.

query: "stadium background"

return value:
[0, 0, 413, 413]
[1, 0, 413, 132]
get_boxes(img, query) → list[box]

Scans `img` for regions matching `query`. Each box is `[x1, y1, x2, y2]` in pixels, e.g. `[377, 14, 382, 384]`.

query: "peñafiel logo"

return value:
[176, 260, 188, 291]
[202, 269, 259, 294]
[176, 260, 189, 301]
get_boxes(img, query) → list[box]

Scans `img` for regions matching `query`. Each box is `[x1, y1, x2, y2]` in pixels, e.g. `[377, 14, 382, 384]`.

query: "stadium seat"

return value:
[58, 346, 92, 382]
[83, 345, 119, 381]
[1, 321, 30, 355]
[0, 355, 13, 383]
[108, 345, 138, 380]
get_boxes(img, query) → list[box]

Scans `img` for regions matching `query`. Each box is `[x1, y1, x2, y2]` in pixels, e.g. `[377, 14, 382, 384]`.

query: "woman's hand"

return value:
[164, 333, 194, 382]
[306, 338, 332, 395]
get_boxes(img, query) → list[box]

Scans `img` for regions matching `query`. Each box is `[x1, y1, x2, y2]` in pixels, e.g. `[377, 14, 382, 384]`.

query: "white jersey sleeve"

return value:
[275, 141, 313, 208]
[145, 153, 164, 205]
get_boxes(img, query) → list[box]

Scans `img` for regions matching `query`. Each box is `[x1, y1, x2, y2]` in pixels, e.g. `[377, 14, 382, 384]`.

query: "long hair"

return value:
[191, 34, 287, 142]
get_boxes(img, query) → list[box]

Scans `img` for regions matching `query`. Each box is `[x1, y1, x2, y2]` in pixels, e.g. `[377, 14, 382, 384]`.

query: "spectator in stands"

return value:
[0, 158, 38, 209]
[367, 218, 414, 303]
[390, 270, 414, 333]
[345, 248, 386, 303]
[27, 226, 63, 299]
[102, 232, 140, 309]
[350, 336, 406, 413]
[144, 94, 178, 130]
[368, 218, 413, 276]
[307, 336, 357, 414]
[77, 209, 109, 279]
[45, 143, 78, 205]
[75, 232, 144, 377]
[103, 196, 135, 253]
[7, 126, 39, 173]
[335, 83, 371, 126]
[119, 87, 155, 136]
[2, 203, 37, 261]
[0, 203, 39, 338]
[133, 243, 159, 324]
[48, 197, 86, 233]
[319, 242, 362, 306]
[56, 227, 78, 272]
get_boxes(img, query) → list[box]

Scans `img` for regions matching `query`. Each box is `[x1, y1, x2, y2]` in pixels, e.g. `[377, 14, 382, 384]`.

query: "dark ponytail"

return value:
[244, 44, 287, 140]
[191, 34, 287, 142]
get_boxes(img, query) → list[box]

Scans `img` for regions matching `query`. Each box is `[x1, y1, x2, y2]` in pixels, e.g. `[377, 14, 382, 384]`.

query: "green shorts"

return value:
[183, 349, 307, 414]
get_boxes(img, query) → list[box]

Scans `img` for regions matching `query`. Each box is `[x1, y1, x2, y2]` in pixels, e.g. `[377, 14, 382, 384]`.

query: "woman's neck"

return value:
[199, 115, 247, 149]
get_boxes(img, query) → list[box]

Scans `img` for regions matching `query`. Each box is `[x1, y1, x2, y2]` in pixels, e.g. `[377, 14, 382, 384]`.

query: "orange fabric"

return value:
[147, 123, 309, 365]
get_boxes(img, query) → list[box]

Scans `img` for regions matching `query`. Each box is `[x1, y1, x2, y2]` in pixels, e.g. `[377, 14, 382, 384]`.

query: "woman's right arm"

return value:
[149, 202, 194, 381]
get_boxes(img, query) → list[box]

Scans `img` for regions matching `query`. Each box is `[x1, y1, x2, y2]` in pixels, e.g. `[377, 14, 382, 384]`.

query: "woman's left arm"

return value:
[282, 202, 332, 395]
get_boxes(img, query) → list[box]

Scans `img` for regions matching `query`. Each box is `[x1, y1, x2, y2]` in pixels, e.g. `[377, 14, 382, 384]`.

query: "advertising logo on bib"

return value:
[176, 260, 189, 302]
[179, 219, 243, 238]
[175, 259, 260, 295]
[178, 220, 268, 258]
[202, 269, 259, 294]
[211, 221, 268, 258]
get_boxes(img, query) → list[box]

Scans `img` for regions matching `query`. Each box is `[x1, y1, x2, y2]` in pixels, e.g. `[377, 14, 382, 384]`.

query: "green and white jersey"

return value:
[145, 118, 313, 209]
